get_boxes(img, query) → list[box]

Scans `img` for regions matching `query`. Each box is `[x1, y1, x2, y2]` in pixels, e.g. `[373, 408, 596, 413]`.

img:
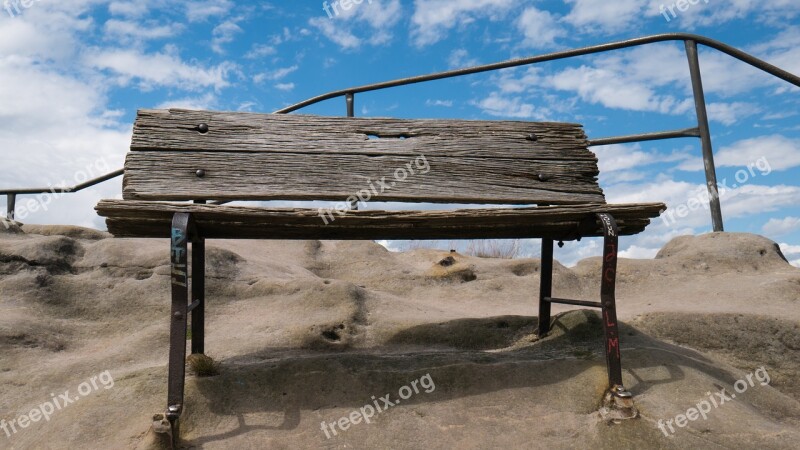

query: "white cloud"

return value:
[549, 64, 693, 114]
[156, 93, 217, 110]
[678, 135, 800, 171]
[84, 48, 236, 91]
[489, 42, 786, 120]
[253, 65, 298, 84]
[448, 49, 478, 69]
[494, 67, 542, 94]
[411, 0, 514, 47]
[619, 245, 660, 260]
[763, 217, 800, 237]
[108, 1, 150, 18]
[311, 0, 402, 50]
[245, 43, 277, 59]
[719, 185, 800, 220]
[603, 172, 800, 257]
[0, 60, 129, 229]
[655, 0, 800, 27]
[426, 99, 453, 107]
[516, 6, 565, 49]
[556, 238, 602, 267]
[779, 243, 800, 268]
[309, 18, 361, 49]
[275, 82, 295, 91]
[0, 0, 249, 230]
[695, 30, 800, 97]
[593, 143, 689, 174]
[695, 50, 777, 97]
[104, 19, 178, 44]
[184, 0, 234, 22]
[487, 44, 697, 116]
[564, 0, 643, 33]
[473, 93, 547, 119]
[706, 102, 759, 125]
[0, 6, 90, 62]
[750, 29, 800, 93]
[638, 180, 800, 231]
[211, 19, 243, 54]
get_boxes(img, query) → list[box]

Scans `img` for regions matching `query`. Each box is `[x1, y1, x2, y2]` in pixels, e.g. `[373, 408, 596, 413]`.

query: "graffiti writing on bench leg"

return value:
[605, 310, 620, 359]
[171, 227, 187, 287]
[599, 214, 616, 237]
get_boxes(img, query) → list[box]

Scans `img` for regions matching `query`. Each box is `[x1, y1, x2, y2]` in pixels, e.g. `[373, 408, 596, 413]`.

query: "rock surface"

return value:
[0, 228, 798, 449]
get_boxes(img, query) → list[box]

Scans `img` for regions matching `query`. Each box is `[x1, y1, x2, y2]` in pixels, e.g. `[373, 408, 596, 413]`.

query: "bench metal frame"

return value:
[538, 214, 627, 395]
[166, 212, 204, 428]
[161, 209, 636, 442]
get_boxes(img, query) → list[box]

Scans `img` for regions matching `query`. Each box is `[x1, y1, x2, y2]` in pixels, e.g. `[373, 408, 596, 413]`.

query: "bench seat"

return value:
[96, 200, 665, 240]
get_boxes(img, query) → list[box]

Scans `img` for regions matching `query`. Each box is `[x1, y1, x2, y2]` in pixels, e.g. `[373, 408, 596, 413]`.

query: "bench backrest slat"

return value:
[122, 109, 605, 205]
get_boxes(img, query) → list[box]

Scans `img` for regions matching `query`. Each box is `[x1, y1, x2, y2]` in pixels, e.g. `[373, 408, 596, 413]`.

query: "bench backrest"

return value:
[122, 109, 605, 205]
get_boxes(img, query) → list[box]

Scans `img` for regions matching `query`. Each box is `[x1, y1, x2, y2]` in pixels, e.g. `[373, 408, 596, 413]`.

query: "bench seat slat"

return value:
[132, 109, 593, 160]
[122, 151, 605, 204]
[96, 200, 665, 240]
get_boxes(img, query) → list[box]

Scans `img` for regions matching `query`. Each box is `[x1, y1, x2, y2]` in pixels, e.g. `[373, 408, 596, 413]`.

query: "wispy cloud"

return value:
[253, 65, 298, 83]
[85, 48, 237, 91]
[516, 6, 566, 49]
[411, 0, 514, 47]
[212, 19, 244, 54]
[310, 0, 402, 50]
[763, 217, 800, 237]
[678, 135, 800, 172]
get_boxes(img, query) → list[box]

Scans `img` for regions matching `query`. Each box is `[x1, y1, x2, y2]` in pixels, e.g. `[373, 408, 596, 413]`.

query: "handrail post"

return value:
[346, 93, 358, 211]
[7, 193, 16, 221]
[685, 40, 724, 232]
[346, 93, 355, 118]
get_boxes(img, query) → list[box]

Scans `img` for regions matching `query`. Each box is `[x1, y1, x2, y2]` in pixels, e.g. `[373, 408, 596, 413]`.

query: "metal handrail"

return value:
[275, 33, 800, 114]
[2, 33, 799, 230]
[2, 169, 124, 222]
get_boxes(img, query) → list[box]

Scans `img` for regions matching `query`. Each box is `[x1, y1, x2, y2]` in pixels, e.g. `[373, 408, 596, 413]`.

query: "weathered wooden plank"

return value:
[122, 151, 605, 204]
[96, 200, 665, 239]
[131, 109, 594, 160]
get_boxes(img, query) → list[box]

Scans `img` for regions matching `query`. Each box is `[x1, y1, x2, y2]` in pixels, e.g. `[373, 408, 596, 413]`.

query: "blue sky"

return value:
[0, 0, 798, 266]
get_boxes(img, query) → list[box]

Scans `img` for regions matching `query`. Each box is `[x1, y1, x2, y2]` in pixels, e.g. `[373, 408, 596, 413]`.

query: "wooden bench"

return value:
[96, 108, 665, 440]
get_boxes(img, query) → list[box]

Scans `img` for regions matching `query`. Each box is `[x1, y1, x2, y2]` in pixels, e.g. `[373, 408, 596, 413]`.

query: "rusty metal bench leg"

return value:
[537, 238, 554, 337]
[191, 236, 205, 355]
[596, 213, 636, 416]
[166, 212, 193, 446]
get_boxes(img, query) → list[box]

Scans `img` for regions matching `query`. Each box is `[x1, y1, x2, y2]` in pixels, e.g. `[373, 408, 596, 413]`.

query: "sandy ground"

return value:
[1, 224, 798, 449]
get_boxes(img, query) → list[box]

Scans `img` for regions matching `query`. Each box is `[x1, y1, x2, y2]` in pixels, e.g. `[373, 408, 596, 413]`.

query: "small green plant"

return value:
[187, 354, 220, 377]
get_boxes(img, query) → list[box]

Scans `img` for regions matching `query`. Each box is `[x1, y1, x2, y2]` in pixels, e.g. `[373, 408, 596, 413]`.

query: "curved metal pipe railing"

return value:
[2, 34, 799, 230]
[274, 33, 800, 114]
